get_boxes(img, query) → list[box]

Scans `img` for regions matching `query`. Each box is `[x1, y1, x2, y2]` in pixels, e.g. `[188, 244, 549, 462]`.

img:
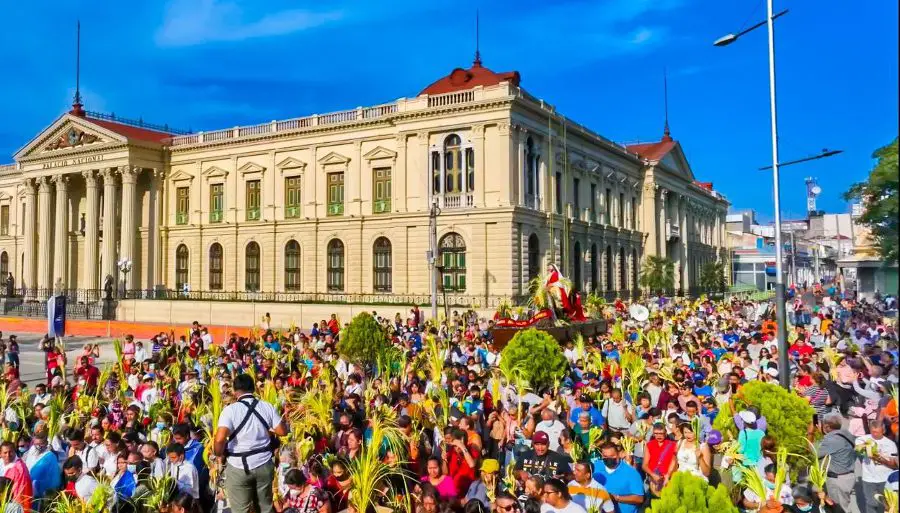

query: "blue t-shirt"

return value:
[693, 385, 713, 397]
[712, 347, 728, 360]
[591, 461, 644, 513]
[569, 406, 605, 427]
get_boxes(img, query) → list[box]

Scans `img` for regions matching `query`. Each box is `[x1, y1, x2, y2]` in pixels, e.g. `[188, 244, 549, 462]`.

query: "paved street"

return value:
[10, 332, 116, 387]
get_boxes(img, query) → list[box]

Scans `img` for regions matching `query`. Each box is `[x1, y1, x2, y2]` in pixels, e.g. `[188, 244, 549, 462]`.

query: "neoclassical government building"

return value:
[0, 56, 728, 307]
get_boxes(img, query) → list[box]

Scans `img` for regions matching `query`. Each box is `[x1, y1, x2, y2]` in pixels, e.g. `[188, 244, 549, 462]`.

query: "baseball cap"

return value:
[532, 431, 550, 445]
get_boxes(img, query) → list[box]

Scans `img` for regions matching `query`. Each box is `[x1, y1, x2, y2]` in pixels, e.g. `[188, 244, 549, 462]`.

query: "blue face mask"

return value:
[797, 505, 812, 512]
[156, 422, 166, 430]
[764, 480, 775, 490]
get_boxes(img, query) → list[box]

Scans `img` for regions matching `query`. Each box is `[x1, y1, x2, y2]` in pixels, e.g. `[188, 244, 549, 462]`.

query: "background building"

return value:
[0, 57, 728, 324]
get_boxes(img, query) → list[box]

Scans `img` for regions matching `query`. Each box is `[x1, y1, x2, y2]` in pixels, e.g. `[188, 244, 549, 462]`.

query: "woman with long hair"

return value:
[674, 422, 711, 481]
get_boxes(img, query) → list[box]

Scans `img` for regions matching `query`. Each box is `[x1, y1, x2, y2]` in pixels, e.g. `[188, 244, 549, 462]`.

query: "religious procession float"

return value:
[490, 265, 611, 349]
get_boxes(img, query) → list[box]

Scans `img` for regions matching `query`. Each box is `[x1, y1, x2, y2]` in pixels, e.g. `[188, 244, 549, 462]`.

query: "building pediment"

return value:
[169, 170, 194, 182]
[238, 162, 266, 175]
[276, 157, 307, 170]
[0, 191, 12, 202]
[202, 165, 229, 179]
[659, 145, 695, 182]
[363, 146, 397, 161]
[14, 114, 126, 161]
[318, 151, 351, 166]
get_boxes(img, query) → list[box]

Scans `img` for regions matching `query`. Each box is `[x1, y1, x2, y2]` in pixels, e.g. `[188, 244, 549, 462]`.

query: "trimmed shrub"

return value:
[336, 312, 392, 366]
[500, 328, 568, 391]
[649, 472, 738, 513]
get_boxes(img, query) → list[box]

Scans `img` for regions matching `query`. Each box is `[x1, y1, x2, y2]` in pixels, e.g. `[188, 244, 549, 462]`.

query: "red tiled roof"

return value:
[420, 61, 520, 96]
[625, 138, 676, 161]
[88, 118, 173, 145]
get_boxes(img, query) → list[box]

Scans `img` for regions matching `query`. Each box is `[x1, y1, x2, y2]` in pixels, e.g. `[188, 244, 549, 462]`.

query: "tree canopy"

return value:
[844, 137, 898, 262]
[640, 256, 675, 294]
[700, 261, 727, 292]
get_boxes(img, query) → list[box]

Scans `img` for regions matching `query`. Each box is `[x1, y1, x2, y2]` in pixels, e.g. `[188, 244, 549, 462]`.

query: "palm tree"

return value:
[639, 256, 675, 296]
[699, 261, 727, 293]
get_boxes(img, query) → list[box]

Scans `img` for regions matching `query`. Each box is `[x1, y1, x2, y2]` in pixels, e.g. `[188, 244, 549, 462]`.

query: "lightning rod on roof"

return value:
[662, 67, 671, 141]
[474, 10, 482, 67]
[71, 20, 85, 117]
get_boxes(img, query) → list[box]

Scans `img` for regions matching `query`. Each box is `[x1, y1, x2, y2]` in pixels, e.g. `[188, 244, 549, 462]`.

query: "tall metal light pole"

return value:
[714, 3, 789, 387]
[428, 199, 442, 321]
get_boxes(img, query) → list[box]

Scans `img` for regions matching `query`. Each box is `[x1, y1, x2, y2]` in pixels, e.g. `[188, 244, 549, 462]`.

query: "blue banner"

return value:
[47, 295, 66, 338]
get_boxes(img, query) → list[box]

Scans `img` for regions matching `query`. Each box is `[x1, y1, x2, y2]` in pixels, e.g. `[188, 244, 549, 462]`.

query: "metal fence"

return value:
[1, 287, 725, 320]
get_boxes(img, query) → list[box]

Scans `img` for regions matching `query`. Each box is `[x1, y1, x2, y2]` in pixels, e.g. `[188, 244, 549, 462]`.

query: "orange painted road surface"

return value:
[0, 317, 254, 340]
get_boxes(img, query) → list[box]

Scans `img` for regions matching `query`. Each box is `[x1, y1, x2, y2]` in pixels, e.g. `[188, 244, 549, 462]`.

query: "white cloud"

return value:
[155, 0, 343, 47]
[631, 27, 655, 45]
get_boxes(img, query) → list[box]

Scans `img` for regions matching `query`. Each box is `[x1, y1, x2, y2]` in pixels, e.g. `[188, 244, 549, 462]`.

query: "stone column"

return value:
[681, 199, 690, 290]
[82, 170, 100, 293]
[395, 135, 407, 212]
[473, 125, 486, 208]
[101, 167, 118, 289]
[657, 189, 667, 258]
[517, 131, 526, 206]
[37, 176, 53, 292]
[119, 166, 139, 289]
[348, 141, 362, 216]
[22, 179, 37, 294]
[146, 169, 162, 289]
[53, 175, 69, 289]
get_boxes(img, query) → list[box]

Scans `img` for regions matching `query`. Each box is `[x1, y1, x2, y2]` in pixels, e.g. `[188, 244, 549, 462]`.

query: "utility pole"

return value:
[428, 199, 442, 321]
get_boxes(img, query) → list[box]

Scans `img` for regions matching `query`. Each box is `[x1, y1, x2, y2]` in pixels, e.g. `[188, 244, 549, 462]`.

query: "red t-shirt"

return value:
[788, 343, 814, 358]
[447, 446, 477, 498]
[77, 365, 100, 388]
[644, 438, 677, 475]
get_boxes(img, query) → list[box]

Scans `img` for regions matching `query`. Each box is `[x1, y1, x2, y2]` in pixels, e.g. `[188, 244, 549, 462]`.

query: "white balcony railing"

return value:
[439, 194, 474, 209]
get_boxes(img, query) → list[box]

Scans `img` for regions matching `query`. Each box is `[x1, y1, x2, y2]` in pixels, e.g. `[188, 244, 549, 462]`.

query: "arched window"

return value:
[0, 251, 8, 279]
[327, 239, 345, 291]
[432, 151, 441, 195]
[444, 135, 462, 194]
[527, 234, 540, 283]
[285, 240, 301, 291]
[245, 242, 260, 292]
[619, 247, 627, 291]
[175, 244, 189, 290]
[605, 245, 614, 292]
[439, 232, 466, 292]
[209, 243, 223, 290]
[373, 237, 392, 292]
[590, 244, 598, 293]
[572, 241, 583, 292]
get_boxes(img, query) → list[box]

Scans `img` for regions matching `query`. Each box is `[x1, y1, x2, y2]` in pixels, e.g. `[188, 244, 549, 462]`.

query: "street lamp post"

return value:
[428, 199, 442, 322]
[117, 258, 132, 299]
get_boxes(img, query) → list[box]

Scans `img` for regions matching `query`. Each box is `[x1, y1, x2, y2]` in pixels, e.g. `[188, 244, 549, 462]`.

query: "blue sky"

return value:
[1, 0, 896, 220]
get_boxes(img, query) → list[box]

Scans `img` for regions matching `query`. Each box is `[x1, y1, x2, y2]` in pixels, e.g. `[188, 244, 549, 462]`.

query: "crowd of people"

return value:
[0, 284, 897, 513]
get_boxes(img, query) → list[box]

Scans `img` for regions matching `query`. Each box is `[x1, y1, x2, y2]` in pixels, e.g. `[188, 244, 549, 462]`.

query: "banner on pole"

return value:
[47, 295, 66, 338]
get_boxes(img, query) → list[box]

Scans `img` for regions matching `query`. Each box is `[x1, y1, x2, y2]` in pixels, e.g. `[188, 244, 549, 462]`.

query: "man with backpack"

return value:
[213, 374, 288, 513]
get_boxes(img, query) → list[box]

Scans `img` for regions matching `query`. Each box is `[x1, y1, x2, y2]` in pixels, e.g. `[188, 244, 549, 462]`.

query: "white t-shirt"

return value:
[540, 500, 588, 513]
[535, 419, 565, 451]
[857, 434, 898, 483]
[218, 394, 282, 471]
[75, 474, 99, 500]
[567, 479, 615, 512]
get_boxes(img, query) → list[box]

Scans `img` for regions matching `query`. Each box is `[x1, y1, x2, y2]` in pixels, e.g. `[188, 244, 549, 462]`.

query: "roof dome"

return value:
[420, 61, 520, 96]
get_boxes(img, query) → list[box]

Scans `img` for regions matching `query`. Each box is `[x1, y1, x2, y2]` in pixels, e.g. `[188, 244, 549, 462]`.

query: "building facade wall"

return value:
[0, 81, 728, 302]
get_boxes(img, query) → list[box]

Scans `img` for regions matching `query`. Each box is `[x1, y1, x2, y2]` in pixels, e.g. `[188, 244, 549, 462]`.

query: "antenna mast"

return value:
[71, 20, 85, 116]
